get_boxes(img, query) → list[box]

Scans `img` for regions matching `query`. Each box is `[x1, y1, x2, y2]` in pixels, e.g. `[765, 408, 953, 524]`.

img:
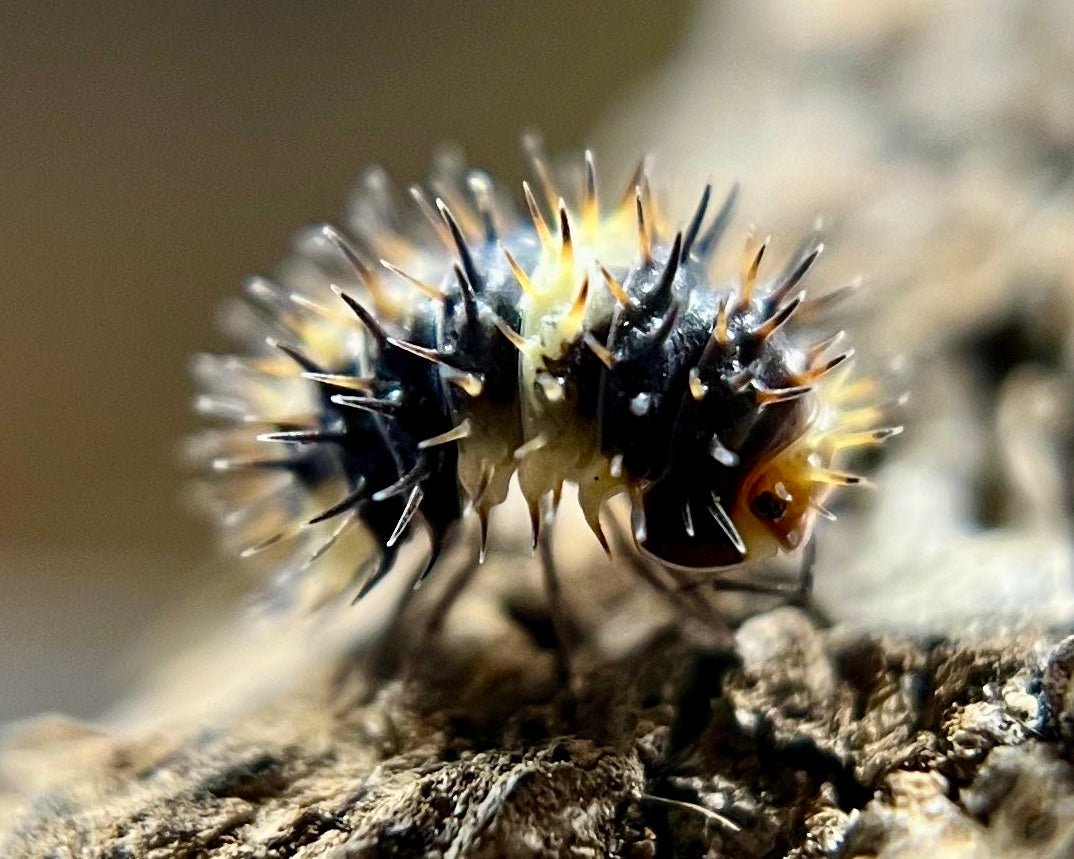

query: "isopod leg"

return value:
[794, 535, 816, 602]
[419, 540, 482, 646]
[696, 537, 831, 626]
[662, 566, 737, 638]
[789, 536, 832, 627]
[607, 513, 728, 630]
[392, 548, 480, 682]
[537, 522, 574, 689]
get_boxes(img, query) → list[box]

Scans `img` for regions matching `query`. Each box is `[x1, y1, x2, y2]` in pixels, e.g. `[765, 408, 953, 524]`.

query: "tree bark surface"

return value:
[3, 604, 1072, 858]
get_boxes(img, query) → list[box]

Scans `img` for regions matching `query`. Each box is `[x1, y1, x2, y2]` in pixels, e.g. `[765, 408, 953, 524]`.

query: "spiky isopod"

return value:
[189, 139, 897, 617]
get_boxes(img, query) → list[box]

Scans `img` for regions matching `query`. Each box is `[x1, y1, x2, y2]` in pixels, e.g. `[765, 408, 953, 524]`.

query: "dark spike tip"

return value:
[695, 183, 740, 260]
[769, 243, 824, 308]
[330, 285, 388, 344]
[635, 188, 651, 264]
[452, 263, 480, 327]
[631, 302, 681, 357]
[436, 197, 483, 291]
[385, 336, 471, 377]
[753, 291, 806, 341]
[411, 531, 444, 591]
[650, 232, 683, 308]
[319, 224, 376, 283]
[264, 337, 324, 374]
[680, 184, 712, 261]
[371, 461, 429, 502]
[629, 232, 683, 320]
[305, 478, 369, 526]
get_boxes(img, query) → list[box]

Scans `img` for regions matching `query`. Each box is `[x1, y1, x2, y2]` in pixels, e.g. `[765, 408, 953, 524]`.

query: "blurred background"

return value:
[0, 2, 689, 721]
[7, 1, 1074, 725]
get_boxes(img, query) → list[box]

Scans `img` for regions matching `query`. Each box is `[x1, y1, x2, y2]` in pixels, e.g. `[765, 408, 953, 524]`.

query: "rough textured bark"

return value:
[3, 602, 1072, 858]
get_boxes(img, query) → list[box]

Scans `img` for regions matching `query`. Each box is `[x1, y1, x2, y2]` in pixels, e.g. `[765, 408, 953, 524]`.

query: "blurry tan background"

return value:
[0, 1, 690, 721]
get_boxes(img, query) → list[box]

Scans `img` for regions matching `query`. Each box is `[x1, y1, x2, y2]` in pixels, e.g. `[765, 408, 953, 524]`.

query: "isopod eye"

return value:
[750, 490, 787, 521]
